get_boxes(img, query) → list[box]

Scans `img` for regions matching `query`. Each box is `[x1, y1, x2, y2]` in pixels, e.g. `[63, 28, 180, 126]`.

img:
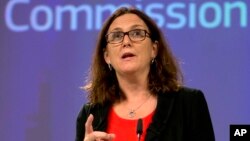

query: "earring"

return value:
[108, 63, 112, 71]
[151, 58, 155, 64]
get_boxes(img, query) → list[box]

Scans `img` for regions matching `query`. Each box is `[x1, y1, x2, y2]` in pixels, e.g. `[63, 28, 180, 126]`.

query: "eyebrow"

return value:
[109, 24, 146, 32]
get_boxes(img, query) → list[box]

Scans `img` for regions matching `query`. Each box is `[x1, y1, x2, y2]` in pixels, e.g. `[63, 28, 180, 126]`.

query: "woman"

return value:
[76, 7, 215, 141]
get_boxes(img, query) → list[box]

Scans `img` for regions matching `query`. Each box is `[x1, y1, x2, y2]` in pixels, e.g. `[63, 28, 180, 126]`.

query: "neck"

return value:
[116, 71, 150, 102]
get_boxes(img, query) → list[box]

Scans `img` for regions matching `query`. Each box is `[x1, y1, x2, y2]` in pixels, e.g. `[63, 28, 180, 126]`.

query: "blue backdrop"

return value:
[0, 0, 249, 141]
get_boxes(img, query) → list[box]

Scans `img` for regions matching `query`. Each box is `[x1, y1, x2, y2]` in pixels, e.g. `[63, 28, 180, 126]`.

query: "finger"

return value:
[109, 133, 115, 140]
[85, 114, 94, 135]
[92, 132, 115, 140]
[84, 132, 115, 141]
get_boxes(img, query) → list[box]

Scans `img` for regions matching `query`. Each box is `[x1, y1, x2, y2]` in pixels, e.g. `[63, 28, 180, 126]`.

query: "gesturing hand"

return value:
[84, 114, 115, 141]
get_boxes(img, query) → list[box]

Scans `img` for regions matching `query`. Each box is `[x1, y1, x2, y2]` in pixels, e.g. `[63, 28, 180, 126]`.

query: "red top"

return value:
[106, 108, 155, 141]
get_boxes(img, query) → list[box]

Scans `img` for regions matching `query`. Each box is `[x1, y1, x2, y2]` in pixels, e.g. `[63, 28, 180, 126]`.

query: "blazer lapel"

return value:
[145, 92, 175, 141]
[93, 103, 110, 131]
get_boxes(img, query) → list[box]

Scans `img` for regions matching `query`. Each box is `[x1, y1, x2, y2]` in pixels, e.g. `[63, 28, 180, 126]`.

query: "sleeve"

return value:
[188, 90, 215, 141]
[75, 104, 91, 141]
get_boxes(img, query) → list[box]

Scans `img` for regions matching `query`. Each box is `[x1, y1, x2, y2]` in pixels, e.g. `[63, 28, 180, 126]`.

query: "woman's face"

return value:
[104, 13, 158, 76]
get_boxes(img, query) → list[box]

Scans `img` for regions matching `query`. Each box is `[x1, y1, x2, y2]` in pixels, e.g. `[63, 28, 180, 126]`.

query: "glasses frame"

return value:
[105, 29, 151, 44]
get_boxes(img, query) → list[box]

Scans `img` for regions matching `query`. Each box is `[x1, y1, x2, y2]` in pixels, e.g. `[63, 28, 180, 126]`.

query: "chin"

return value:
[119, 67, 138, 74]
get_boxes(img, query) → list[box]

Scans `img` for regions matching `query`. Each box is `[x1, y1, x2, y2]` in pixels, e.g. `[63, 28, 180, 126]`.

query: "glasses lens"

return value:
[107, 32, 123, 43]
[129, 29, 146, 41]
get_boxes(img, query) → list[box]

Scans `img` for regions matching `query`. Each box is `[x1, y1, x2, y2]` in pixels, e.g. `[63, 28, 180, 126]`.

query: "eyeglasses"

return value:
[105, 29, 151, 44]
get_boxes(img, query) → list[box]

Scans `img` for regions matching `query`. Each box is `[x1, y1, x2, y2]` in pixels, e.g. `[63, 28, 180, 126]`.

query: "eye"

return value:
[111, 32, 123, 40]
[130, 29, 144, 38]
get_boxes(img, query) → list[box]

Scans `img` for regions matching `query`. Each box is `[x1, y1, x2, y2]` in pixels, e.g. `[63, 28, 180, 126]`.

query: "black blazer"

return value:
[75, 87, 215, 141]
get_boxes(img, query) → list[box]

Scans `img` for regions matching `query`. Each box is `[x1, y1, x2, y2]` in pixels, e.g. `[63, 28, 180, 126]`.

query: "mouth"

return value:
[121, 52, 135, 59]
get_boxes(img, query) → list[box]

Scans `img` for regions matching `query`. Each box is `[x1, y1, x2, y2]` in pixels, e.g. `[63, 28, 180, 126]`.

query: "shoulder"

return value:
[172, 87, 215, 140]
[156, 87, 215, 140]
[77, 103, 109, 119]
[158, 86, 209, 109]
[168, 86, 211, 115]
[172, 86, 206, 101]
[159, 86, 205, 99]
[176, 86, 204, 95]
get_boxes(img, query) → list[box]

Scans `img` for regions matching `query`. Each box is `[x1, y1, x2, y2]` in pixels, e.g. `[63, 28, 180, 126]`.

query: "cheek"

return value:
[142, 45, 154, 58]
[108, 50, 119, 62]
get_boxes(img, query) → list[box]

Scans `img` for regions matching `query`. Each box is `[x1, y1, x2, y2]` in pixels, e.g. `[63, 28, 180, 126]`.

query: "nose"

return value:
[122, 34, 131, 47]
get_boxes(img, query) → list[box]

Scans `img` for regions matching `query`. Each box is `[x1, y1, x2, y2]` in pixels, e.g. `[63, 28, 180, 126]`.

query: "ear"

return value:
[103, 48, 110, 64]
[151, 41, 158, 58]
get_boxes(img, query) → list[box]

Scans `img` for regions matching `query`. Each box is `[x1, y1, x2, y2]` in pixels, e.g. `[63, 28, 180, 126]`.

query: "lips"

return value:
[121, 52, 135, 59]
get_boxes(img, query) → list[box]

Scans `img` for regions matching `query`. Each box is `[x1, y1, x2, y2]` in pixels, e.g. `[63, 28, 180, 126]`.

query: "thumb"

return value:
[85, 114, 94, 135]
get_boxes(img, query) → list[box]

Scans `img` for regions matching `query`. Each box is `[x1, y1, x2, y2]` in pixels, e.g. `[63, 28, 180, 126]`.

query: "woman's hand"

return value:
[84, 114, 115, 141]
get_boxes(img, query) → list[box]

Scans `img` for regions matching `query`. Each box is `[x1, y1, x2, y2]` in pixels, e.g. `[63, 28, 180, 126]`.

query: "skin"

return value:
[104, 14, 157, 80]
[84, 13, 158, 141]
